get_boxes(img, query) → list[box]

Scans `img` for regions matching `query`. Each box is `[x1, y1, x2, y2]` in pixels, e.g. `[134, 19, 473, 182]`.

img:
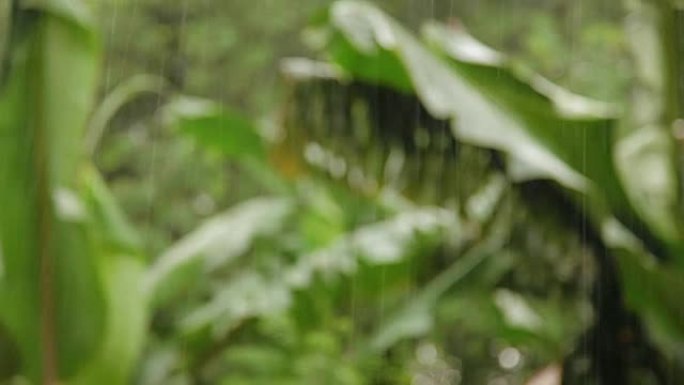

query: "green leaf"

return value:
[71, 253, 147, 385]
[145, 197, 294, 309]
[321, 0, 675, 261]
[324, 1, 587, 189]
[165, 96, 266, 160]
[0, 1, 105, 380]
[619, 251, 684, 344]
[68, 168, 147, 385]
[82, 168, 142, 254]
[603, 219, 684, 349]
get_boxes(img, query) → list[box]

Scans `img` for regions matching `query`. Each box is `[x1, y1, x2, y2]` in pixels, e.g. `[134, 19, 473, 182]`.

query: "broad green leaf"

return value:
[324, 1, 589, 189]
[145, 197, 294, 309]
[82, 168, 141, 255]
[165, 96, 266, 160]
[69, 168, 146, 385]
[321, 0, 675, 261]
[618, 250, 684, 344]
[423, 22, 617, 119]
[421, 25, 635, 221]
[602, 219, 684, 349]
[71, 254, 146, 385]
[0, 1, 105, 380]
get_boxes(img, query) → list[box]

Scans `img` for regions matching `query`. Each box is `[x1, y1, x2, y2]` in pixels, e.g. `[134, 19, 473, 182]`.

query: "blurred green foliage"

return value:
[92, 0, 632, 258]
[1, 0, 683, 384]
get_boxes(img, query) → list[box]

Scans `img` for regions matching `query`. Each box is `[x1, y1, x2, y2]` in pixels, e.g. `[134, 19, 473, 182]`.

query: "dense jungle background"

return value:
[1, 0, 684, 384]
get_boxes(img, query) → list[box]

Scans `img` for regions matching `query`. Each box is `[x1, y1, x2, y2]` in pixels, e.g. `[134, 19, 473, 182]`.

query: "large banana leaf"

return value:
[0, 1, 102, 380]
[315, 0, 684, 361]
[0, 1, 146, 382]
[320, 1, 599, 189]
[317, 0, 678, 262]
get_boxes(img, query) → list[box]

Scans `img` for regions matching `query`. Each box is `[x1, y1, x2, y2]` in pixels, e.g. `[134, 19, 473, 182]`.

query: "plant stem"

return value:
[30, 15, 59, 385]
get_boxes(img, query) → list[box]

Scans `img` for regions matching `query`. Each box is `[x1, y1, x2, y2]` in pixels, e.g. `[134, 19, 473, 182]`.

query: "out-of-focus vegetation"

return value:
[93, 0, 633, 258]
[0, 0, 683, 385]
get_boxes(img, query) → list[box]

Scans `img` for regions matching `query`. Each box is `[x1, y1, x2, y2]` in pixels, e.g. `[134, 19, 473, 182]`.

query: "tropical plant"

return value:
[0, 1, 146, 383]
[136, 1, 684, 383]
[276, 0, 684, 383]
[1, 0, 683, 384]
